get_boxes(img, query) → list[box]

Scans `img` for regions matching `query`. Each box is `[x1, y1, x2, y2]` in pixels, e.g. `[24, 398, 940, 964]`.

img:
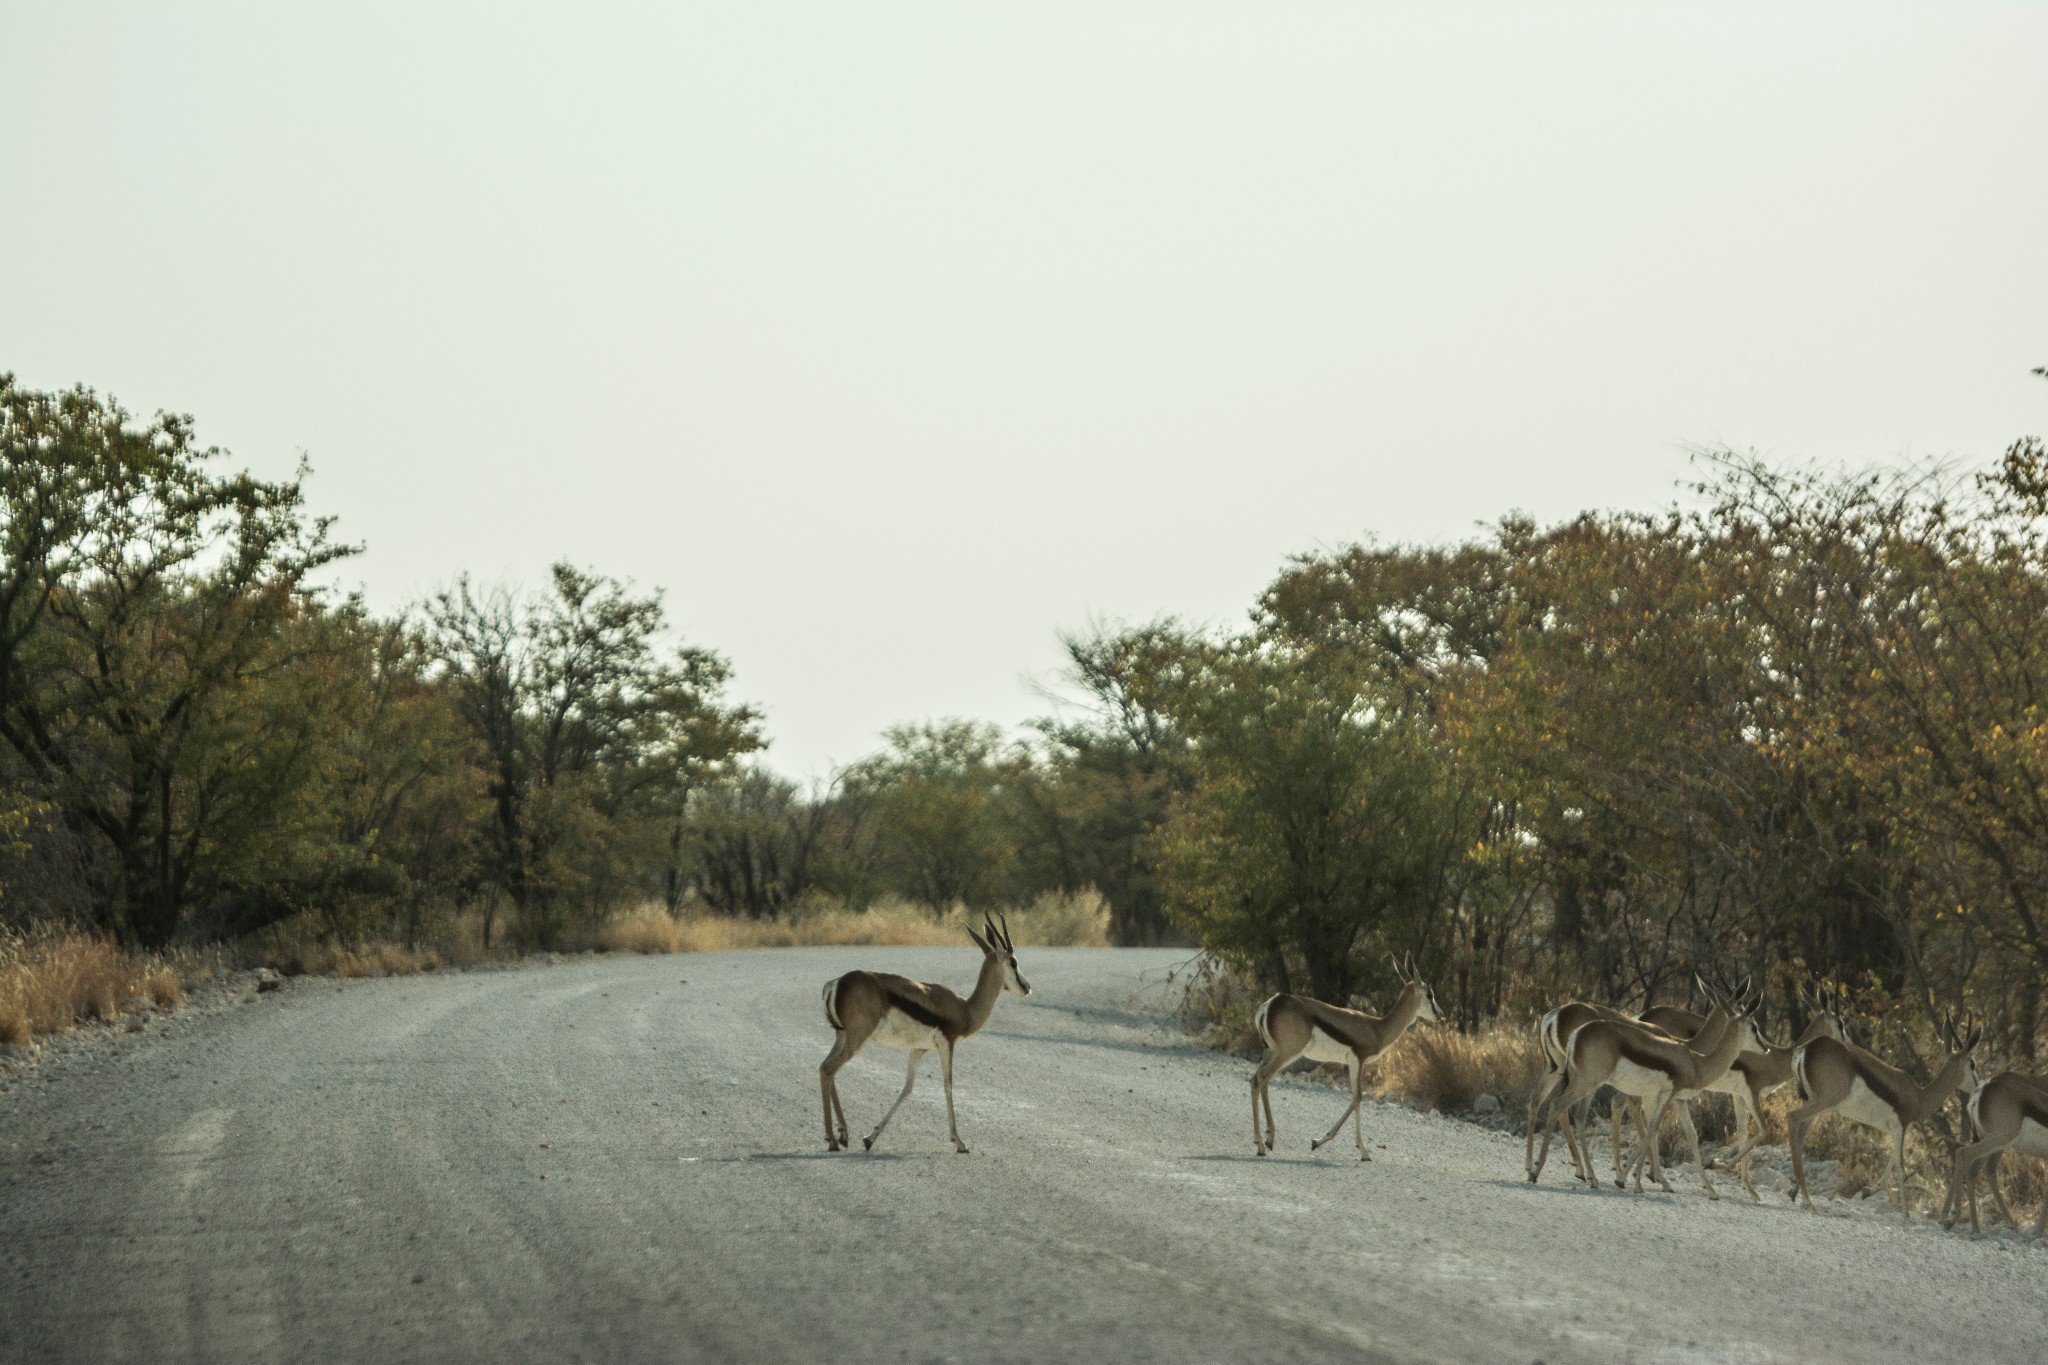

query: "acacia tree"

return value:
[842, 721, 1018, 914]
[684, 766, 831, 918]
[429, 563, 760, 946]
[0, 376, 352, 946]
[1017, 625, 1186, 945]
[1146, 633, 1473, 1003]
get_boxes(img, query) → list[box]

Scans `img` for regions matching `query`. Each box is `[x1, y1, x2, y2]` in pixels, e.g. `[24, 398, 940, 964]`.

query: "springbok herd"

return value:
[818, 915, 2048, 1238]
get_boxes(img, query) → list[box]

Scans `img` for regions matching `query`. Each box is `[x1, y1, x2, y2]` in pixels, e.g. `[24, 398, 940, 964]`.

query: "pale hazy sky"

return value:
[4, 4, 2045, 777]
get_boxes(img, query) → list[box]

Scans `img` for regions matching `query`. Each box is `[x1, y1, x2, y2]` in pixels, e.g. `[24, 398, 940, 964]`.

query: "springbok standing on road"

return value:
[1524, 984, 1716, 1186]
[1941, 1069, 2048, 1235]
[1544, 986, 1759, 1198]
[1248, 955, 1442, 1160]
[1787, 1010, 1981, 1222]
[818, 913, 1030, 1154]
[1700, 982, 1851, 1201]
[1596, 979, 1850, 1201]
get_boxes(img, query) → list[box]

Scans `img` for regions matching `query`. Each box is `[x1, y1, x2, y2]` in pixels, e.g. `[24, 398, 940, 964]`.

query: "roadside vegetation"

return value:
[4, 367, 2045, 1223]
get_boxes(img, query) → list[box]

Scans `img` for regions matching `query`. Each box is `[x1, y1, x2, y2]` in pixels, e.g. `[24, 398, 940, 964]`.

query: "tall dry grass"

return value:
[600, 891, 1111, 954]
[0, 929, 154, 1045]
[242, 890, 1112, 976]
[1371, 1023, 1547, 1113]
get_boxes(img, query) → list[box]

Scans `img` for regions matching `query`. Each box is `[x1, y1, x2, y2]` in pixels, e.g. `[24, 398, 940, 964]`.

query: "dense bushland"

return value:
[1135, 372, 2048, 1073]
[0, 375, 1170, 997]
[7, 368, 2048, 1089]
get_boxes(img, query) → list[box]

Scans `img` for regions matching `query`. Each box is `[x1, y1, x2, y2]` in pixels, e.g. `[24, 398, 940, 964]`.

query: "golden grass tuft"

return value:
[0, 929, 157, 1045]
[602, 905, 686, 955]
[613, 891, 1114, 954]
[1370, 1022, 1547, 1113]
[142, 963, 182, 1009]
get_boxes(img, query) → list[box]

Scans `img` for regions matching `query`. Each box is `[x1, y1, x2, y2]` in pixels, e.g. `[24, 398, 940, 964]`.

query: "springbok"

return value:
[1524, 976, 1733, 1185]
[1248, 955, 1441, 1160]
[1699, 982, 1851, 1201]
[1940, 1069, 2048, 1235]
[1787, 1010, 1981, 1221]
[1545, 988, 1759, 1197]
[818, 912, 1029, 1154]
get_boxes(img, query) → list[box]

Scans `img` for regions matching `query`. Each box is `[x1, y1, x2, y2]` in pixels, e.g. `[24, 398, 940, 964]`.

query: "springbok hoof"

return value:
[861, 1136, 875, 1151]
[954, 1145, 971, 1155]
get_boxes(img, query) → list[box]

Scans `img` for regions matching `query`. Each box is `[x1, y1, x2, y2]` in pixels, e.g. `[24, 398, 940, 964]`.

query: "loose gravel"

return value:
[2, 947, 2043, 1364]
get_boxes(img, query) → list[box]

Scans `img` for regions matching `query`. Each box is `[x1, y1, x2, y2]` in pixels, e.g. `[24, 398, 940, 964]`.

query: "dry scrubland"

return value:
[9, 909, 2041, 1235]
[1179, 960, 2048, 1231]
[0, 892, 1108, 1049]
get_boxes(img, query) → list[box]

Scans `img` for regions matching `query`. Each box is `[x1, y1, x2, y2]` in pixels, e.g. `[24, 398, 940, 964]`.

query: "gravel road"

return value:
[3, 946, 2044, 1364]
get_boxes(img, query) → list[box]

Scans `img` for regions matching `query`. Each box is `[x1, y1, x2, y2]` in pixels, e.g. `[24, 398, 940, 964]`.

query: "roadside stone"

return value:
[1, 1042, 28, 1059]
[121, 1014, 147, 1033]
[1472, 1093, 1501, 1116]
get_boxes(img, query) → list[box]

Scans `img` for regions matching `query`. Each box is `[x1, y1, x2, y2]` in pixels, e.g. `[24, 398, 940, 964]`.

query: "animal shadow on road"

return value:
[741, 1150, 917, 1162]
[1184, 1153, 1327, 1168]
[1481, 1177, 1678, 1203]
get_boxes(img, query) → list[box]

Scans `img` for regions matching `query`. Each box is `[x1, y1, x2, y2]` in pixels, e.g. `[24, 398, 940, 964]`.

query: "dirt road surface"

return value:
[3, 947, 2043, 1363]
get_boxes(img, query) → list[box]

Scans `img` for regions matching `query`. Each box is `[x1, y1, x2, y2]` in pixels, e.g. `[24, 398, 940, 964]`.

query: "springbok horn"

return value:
[997, 909, 1013, 950]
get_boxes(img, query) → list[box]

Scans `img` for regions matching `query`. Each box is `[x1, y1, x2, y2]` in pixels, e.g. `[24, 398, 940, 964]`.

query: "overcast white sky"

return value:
[4, 4, 2045, 777]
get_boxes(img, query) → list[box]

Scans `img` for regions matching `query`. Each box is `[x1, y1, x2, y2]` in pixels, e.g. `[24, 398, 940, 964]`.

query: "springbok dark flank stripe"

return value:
[817, 913, 1031, 1154]
[1247, 955, 1443, 1162]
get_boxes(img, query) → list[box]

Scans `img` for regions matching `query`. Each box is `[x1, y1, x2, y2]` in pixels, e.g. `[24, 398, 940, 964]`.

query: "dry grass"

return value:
[605, 891, 1114, 954]
[142, 963, 182, 1008]
[1371, 1022, 1547, 1113]
[238, 891, 1113, 981]
[0, 929, 154, 1045]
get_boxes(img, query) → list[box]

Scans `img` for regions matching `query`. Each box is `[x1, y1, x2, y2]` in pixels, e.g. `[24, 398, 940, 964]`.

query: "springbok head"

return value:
[1389, 951, 1442, 1024]
[969, 912, 1030, 997]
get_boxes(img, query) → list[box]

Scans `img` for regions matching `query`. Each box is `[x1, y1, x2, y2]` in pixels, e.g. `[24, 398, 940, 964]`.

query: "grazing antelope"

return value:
[1940, 1070, 2048, 1235]
[818, 913, 1030, 1154]
[1249, 955, 1442, 1160]
[1787, 1010, 1982, 1221]
[1546, 988, 1759, 1197]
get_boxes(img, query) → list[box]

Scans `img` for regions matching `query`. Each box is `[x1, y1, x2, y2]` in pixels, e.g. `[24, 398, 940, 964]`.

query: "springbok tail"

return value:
[1538, 1009, 1565, 1069]
[1253, 994, 1280, 1051]
[822, 978, 843, 1031]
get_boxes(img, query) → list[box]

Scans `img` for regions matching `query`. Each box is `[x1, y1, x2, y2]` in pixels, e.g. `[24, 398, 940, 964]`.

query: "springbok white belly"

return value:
[1835, 1077, 1902, 1134]
[869, 1008, 945, 1052]
[1606, 1058, 1673, 1101]
[1300, 1026, 1363, 1067]
[2013, 1116, 2048, 1159]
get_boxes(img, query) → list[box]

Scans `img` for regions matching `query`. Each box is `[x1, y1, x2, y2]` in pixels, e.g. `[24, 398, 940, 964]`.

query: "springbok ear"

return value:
[967, 927, 990, 954]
